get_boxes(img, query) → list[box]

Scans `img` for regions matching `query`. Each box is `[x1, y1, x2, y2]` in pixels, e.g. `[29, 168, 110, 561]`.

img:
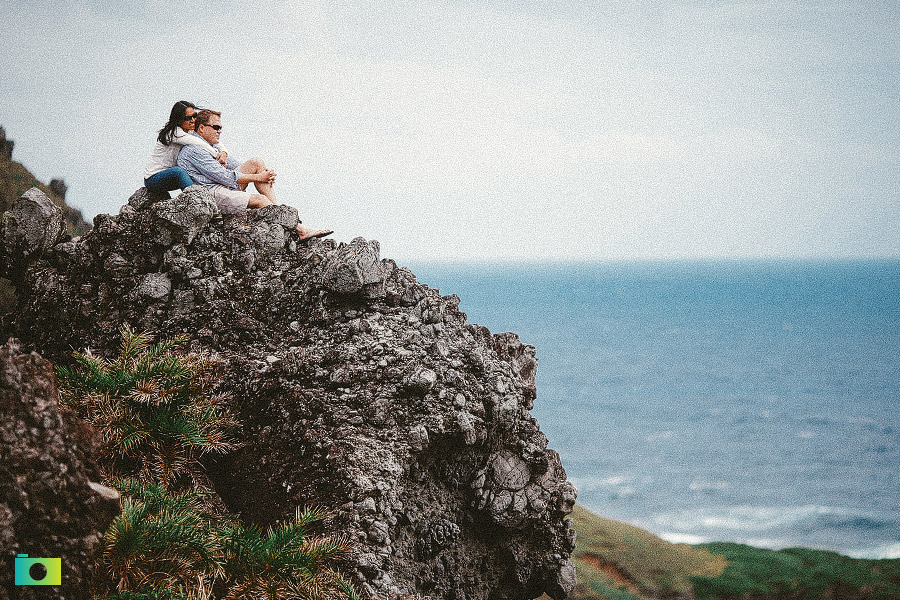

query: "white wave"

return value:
[570, 473, 638, 497]
[846, 542, 900, 560]
[570, 474, 630, 489]
[658, 531, 707, 545]
[651, 504, 838, 533]
[600, 475, 628, 486]
[740, 538, 784, 550]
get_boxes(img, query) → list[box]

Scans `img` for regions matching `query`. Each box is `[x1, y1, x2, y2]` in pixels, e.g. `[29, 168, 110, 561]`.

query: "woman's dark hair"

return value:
[157, 100, 198, 145]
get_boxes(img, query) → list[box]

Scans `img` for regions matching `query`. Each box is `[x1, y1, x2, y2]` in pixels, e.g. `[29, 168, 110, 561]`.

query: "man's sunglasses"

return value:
[201, 124, 223, 131]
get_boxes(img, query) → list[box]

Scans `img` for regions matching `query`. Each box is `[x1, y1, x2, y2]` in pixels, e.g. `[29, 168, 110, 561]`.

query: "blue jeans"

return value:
[144, 167, 194, 192]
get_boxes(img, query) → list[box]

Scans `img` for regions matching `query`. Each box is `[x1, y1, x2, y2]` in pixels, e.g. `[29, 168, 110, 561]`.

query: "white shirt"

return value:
[143, 127, 228, 180]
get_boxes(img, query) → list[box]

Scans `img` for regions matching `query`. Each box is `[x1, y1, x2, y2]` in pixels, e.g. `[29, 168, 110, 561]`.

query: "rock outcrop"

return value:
[48, 180, 68, 202]
[0, 127, 89, 235]
[0, 186, 577, 600]
[0, 339, 120, 600]
[0, 128, 13, 161]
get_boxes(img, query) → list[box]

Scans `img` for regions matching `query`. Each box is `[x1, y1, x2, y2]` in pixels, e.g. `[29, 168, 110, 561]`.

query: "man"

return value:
[177, 110, 332, 240]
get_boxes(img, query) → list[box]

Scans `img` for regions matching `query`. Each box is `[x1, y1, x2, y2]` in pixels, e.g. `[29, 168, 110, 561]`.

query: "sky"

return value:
[1, 0, 898, 263]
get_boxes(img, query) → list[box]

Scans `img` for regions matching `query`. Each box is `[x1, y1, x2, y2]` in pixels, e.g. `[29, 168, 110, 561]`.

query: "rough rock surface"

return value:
[1, 188, 66, 280]
[0, 339, 120, 600]
[0, 187, 577, 600]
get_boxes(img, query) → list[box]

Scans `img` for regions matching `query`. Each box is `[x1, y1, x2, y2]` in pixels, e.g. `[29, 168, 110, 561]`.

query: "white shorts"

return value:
[208, 184, 253, 215]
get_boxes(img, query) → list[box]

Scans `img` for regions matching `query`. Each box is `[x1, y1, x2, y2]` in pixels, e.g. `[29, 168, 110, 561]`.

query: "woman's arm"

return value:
[171, 127, 227, 158]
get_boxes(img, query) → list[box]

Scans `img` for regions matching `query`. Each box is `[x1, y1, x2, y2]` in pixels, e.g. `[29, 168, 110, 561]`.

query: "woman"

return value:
[143, 100, 228, 193]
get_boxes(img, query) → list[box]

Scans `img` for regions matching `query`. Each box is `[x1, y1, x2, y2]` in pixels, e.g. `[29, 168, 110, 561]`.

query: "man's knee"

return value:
[243, 156, 266, 172]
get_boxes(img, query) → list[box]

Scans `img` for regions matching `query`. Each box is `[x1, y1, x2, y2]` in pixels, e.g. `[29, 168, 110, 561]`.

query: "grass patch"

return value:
[692, 542, 900, 600]
[585, 580, 643, 600]
[566, 504, 726, 599]
[555, 506, 900, 600]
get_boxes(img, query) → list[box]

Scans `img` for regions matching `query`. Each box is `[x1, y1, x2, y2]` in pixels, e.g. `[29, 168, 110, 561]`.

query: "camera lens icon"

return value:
[14, 554, 62, 585]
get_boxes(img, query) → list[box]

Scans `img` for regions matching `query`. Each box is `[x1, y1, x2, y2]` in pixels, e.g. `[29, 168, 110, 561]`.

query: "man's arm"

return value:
[178, 145, 241, 188]
[236, 169, 276, 186]
[221, 156, 276, 187]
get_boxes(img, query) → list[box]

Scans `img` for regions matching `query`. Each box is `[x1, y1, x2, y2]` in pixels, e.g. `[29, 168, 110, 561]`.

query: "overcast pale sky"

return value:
[1, 0, 898, 262]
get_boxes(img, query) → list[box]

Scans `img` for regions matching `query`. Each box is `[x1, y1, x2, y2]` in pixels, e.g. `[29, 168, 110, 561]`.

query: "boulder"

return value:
[321, 236, 388, 298]
[0, 188, 65, 278]
[149, 186, 218, 245]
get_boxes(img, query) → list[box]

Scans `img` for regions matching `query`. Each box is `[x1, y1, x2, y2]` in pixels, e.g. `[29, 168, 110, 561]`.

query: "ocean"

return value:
[407, 259, 900, 559]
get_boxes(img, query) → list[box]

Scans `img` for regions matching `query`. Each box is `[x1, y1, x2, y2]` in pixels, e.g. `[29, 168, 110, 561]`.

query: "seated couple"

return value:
[143, 101, 331, 241]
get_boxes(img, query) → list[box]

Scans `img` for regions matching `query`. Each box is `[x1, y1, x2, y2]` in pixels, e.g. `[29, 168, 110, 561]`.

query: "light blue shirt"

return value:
[177, 134, 242, 189]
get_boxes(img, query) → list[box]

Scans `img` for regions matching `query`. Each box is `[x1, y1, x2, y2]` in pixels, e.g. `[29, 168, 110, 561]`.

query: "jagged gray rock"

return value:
[126, 185, 173, 211]
[0, 339, 120, 600]
[1, 188, 66, 278]
[149, 186, 218, 245]
[321, 236, 389, 298]
[0, 186, 577, 600]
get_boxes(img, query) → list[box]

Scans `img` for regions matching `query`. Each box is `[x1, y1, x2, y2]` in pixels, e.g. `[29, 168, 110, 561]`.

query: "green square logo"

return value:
[14, 554, 62, 585]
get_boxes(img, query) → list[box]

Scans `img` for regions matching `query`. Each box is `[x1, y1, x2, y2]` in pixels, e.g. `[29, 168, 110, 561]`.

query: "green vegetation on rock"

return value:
[221, 507, 359, 600]
[56, 329, 359, 600]
[106, 588, 190, 600]
[57, 328, 239, 490]
[101, 479, 224, 593]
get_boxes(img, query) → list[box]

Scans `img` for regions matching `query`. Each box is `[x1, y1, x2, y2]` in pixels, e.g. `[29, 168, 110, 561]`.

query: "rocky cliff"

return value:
[0, 186, 577, 600]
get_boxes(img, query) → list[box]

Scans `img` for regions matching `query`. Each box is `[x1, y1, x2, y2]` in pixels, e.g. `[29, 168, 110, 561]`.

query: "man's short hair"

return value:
[194, 109, 221, 130]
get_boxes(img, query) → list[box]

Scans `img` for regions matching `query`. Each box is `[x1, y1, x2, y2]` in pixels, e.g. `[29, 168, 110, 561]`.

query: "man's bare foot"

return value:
[296, 224, 333, 241]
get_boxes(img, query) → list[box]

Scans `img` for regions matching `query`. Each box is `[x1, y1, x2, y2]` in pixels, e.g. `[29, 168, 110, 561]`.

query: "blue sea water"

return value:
[407, 259, 900, 559]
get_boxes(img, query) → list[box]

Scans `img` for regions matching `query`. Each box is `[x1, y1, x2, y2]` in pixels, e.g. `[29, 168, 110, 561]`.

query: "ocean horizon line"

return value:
[404, 258, 900, 558]
[405, 255, 900, 269]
